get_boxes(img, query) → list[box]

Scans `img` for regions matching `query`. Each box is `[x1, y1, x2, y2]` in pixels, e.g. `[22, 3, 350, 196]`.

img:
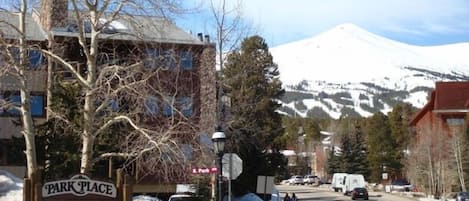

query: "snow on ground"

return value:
[0, 170, 23, 201]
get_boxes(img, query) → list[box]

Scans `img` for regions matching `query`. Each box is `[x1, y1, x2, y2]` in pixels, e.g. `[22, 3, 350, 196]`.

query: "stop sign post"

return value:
[222, 153, 243, 179]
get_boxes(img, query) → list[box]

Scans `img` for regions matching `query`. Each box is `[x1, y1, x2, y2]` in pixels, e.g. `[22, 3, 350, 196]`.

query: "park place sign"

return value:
[42, 175, 117, 198]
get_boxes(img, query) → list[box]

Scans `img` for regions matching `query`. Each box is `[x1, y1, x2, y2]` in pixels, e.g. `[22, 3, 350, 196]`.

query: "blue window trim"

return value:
[0, 92, 45, 117]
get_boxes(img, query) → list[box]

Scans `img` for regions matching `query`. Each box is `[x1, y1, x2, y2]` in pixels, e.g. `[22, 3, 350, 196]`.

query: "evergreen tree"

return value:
[387, 104, 413, 178]
[351, 124, 369, 177]
[365, 112, 397, 183]
[223, 35, 284, 193]
[326, 146, 340, 176]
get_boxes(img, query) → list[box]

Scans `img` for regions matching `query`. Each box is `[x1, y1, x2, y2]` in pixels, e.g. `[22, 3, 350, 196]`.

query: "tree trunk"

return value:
[80, 8, 99, 174]
[19, 0, 38, 179]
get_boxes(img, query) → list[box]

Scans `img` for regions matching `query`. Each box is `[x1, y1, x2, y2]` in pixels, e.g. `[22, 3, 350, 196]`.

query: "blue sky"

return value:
[177, 0, 469, 47]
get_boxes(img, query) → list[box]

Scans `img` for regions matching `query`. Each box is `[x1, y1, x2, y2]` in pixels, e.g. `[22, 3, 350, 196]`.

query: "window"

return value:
[28, 49, 43, 68]
[6, 47, 43, 69]
[178, 96, 193, 117]
[162, 96, 174, 117]
[144, 96, 159, 115]
[180, 51, 193, 70]
[0, 93, 44, 117]
[446, 118, 464, 126]
[143, 48, 159, 69]
[161, 50, 177, 70]
[109, 99, 119, 112]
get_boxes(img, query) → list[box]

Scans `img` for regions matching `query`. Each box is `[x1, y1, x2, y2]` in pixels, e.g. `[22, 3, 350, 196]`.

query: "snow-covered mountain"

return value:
[271, 23, 469, 119]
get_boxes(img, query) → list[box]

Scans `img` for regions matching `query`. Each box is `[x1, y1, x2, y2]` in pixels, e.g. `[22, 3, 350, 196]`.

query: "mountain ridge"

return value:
[271, 23, 469, 119]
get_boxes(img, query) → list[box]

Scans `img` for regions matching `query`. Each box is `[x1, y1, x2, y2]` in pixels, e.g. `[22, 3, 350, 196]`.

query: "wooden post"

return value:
[108, 157, 113, 179]
[123, 184, 131, 201]
[23, 178, 31, 201]
[34, 183, 42, 201]
[122, 174, 133, 201]
[116, 169, 123, 201]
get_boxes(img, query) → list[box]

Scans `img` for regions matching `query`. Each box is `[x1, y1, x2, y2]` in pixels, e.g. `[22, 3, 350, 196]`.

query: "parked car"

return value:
[133, 195, 162, 201]
[455, 192, 469, 201]
[168, 194, 200, 201]
[351, 187, 369, 200]
[303, 175, 317, 185]
[390, 180, 414, 192]
[288, 175, 304, 185]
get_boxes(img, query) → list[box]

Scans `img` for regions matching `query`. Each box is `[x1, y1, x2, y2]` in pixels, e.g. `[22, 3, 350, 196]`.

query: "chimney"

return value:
[204, 35, 210, 43]
[40, 0, 69, 31]
[197, 33, 203, 42]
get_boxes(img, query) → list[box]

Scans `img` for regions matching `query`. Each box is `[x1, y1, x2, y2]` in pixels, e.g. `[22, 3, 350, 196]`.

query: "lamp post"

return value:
[212, 131, 226, 201]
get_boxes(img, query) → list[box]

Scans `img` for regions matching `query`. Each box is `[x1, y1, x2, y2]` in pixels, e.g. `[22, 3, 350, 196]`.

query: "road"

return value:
[276, 184, 417, 201]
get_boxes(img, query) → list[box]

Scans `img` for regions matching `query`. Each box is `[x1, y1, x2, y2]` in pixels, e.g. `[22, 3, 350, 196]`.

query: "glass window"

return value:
[180, 51, 193, 70]
[6, 47, 43, 68]
[0, 93, 44, 117]
[446, 118, 464, 126]
[30, 95, 45, 116]
[28, 49, 43, 68]
[144, 96, 159, 115]
[109, 99, 119, 112]
[144, 48, 159, 69]
[179, 96, 193, 117]
[162, 50, 177, 70]
[162, 96, 174, 117]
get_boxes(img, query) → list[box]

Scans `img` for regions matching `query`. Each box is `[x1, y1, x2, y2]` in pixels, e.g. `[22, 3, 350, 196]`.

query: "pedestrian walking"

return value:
[291, 193, 298, 201]
[283, 193, 291, 201]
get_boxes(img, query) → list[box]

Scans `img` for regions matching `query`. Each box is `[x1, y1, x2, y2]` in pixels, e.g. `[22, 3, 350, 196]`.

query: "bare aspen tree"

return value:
[407, 124, 458, 198]
[2, 0, 216, 183]
[0, 0, 39, 180]
[449, 126, 467, 191]
[41, 0, 212, 178]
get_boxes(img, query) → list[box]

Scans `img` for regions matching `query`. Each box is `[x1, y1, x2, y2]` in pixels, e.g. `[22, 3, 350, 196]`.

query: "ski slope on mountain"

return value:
[271, 23, 469, 118]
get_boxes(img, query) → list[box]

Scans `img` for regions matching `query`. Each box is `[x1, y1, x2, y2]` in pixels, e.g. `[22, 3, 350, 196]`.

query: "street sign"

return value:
[222, 153, 243, 179]
[191, 167, 218, 174]
[256, 175, 274, 194]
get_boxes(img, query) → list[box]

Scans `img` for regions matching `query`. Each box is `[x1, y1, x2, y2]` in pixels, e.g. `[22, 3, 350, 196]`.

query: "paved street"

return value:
[276, 184, 417, 201]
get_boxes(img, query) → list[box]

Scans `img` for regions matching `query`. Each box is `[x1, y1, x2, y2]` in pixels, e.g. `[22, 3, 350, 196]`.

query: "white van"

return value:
[342, 174, 366, 195]
[331, 173, 348, 192]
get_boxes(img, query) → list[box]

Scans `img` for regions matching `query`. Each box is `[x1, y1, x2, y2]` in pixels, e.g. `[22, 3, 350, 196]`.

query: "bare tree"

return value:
[2, 0, 216, 183]
[449, 126, 467, 191]
[0, 0, 39, 180]
[407, 124, 458, 198]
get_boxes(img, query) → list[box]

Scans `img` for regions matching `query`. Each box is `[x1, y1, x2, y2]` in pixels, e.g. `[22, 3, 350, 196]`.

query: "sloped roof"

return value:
[1, 10, 205, 45]
[46, 11, 205, 45]
[410, 81, 469, 126]
[434, 82, 469, 110]
[0, 11, 47, 41]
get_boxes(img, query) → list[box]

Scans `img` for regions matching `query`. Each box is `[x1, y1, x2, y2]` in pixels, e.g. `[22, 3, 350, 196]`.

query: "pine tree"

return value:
[365, 112, 393, 182]
[387, 104, 413, 178]
[326, 146, 340, 176]
[223, 35, 284, 193]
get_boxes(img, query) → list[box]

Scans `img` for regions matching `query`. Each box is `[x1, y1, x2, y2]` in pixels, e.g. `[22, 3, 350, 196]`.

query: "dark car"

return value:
[456, 192, 469, 201]
[351, 187, 368, 200]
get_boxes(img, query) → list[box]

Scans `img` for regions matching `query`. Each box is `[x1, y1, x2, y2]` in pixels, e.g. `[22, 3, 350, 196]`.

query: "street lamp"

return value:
[212, 131, 226, 201]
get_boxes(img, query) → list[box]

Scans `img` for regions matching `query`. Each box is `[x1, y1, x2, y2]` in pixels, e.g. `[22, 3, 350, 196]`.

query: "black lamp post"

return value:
[212, 131, 226, 201]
